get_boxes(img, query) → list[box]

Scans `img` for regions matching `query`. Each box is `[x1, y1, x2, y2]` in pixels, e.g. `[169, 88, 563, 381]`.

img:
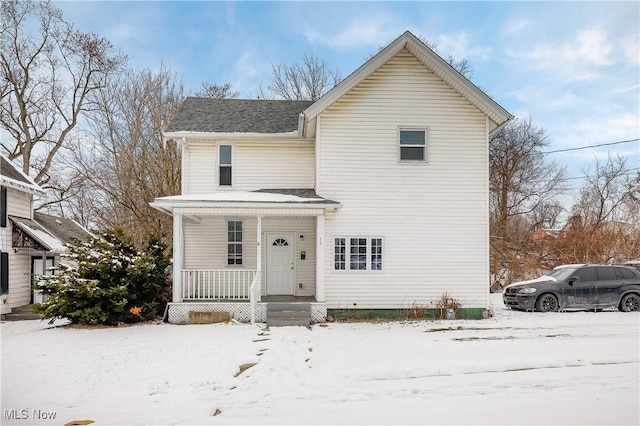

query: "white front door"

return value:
[266, 233, 295, 295]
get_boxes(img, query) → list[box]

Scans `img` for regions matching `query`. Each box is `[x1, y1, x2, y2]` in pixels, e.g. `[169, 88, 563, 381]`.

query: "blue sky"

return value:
[58, 0, 639, 194]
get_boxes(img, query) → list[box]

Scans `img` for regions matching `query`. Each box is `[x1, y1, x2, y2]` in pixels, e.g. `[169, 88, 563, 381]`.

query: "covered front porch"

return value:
[151, 189, 340, 324]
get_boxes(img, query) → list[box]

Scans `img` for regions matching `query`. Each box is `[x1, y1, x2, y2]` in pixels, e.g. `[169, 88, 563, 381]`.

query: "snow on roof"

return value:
[153, 189, 339, 206]
[0, 154, 45, 195]
[10, 217, 66, 252]
[159, 191, 322, 203]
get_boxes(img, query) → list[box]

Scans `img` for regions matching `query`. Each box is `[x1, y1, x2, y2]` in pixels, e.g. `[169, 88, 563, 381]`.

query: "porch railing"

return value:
[249, 270, 261, 324]
[181, 269, 257, 300]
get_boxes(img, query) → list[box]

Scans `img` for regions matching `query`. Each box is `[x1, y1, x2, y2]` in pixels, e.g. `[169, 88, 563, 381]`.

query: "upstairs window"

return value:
[219, 144, 233, 186]
[399, 129, 427, 162]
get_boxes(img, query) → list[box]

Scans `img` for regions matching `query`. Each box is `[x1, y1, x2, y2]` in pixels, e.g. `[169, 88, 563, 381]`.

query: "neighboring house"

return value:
[1, 155, 91, 315]
[151, 31, 512, 324]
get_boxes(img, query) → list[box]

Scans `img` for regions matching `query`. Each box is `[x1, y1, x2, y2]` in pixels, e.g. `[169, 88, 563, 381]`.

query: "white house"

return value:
[151, 31, 512, 324]
[1, 155, 91, 316]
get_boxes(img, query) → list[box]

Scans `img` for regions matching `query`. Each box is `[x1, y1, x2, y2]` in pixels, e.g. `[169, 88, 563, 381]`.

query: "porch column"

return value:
[256, 215, 262, 302]
[315, 214, 325, 302]
[172, 213, 183, 303]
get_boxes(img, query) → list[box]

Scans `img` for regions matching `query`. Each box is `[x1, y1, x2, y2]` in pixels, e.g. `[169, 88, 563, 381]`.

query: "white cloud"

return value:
[304, 17, 399, 49]
[526, 29, 613, 70]
[622, 34, 640, 66]
[436, 32, 492, 61]
[501, 19, 530, 38]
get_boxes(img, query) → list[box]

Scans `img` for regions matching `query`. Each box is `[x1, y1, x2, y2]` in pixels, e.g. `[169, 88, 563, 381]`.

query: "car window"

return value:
[596, 267, 617, 281]
[550, 267, 580, 280]
[616, 267, 637, 280]
[573, 267, 596, 281]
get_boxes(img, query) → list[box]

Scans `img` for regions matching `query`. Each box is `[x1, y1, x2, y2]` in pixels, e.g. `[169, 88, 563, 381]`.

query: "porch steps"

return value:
[2, 305, 42, 321]
[266, 303, 311, 327]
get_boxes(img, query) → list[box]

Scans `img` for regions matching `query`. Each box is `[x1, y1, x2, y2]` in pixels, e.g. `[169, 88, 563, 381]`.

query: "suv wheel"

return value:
[619, 293, 640, 312]
[536, 294, 559, 312]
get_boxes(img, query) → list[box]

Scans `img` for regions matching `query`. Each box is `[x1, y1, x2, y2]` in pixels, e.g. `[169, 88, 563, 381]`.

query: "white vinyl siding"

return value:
[185, 139, 315, 194]
[0, 188, 35, 313]
[318, 49, 489, 310]
[185, 142, 216, 194]
[6, 188, 31, 218]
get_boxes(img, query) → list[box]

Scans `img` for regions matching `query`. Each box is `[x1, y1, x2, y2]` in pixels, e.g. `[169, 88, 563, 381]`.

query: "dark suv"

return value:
[503, 264, 640, 312]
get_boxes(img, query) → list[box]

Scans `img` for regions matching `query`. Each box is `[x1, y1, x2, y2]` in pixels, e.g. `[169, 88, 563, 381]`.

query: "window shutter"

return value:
[1, 252, 8, 294]
[1, 186, 6, 228]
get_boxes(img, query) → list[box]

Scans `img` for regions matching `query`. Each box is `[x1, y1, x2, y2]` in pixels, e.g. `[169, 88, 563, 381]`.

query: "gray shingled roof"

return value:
[34, 212, 92, 245]
[165, 98, 314, 134]
[254, 188, 339, 204]
[1, 155, 31, 184]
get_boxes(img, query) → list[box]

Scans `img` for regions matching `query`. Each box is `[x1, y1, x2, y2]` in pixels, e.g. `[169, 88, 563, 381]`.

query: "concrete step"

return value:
[3, 313, 43, 321]
[267, 317, 311, 327]
[266, 303, 311, 327]
[2, 305, 42, 321]
[266, 303, 312, 313]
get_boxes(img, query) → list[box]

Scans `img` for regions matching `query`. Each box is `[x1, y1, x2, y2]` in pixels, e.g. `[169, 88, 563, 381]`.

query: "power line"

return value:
[558, 167, 640, 182]
[542, 138, 640, 155]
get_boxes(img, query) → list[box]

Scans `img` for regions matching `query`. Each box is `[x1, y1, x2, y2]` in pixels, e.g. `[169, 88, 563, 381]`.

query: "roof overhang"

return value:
[300, 31, 512, 137]
[0, 176, 44, 195]
[163, 130, 309, 142]
[9, 216, 66, 252]
[150, 191, 341, 216]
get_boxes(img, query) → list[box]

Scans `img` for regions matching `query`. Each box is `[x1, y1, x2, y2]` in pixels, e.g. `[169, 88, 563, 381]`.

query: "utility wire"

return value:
[542, 138, 640, 155]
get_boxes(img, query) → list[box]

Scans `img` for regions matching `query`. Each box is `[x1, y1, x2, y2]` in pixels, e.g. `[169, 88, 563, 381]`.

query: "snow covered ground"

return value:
[1, 294, 638, 425]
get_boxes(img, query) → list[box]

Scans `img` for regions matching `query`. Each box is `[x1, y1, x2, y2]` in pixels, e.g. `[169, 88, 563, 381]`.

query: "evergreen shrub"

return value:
[37, 230, 170, 325]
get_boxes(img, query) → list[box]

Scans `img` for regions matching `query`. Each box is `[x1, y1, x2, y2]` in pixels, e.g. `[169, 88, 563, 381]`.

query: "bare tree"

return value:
[571, 155, 636, 226]
[488, 117, 568, 289]
[59, 65, 184, 247]
[0, 0, 126, 184]
[490, 118, 567, 235]
[195, 82, 239, 99]
[267, 53, 341, 101]
[552, 155, 640, 264]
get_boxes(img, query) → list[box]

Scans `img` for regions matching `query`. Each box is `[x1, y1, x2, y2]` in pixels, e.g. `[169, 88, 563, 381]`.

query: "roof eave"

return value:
[149, 200, 341, 213]
[0, 176, 46, 195]
[163, 130, 308, 141]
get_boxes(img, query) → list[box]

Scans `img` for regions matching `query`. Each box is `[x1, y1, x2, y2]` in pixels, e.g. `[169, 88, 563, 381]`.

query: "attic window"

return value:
[219, 144, 233, 186]
[399, 129, 427, 162]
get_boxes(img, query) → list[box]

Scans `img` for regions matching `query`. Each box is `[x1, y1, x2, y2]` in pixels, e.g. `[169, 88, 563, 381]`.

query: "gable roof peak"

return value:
[302, 29, 511, 135]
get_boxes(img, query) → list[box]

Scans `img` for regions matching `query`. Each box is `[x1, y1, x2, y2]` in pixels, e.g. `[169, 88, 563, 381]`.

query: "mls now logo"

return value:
[4, 409, 29, 420]
[4, 409, 57, 420]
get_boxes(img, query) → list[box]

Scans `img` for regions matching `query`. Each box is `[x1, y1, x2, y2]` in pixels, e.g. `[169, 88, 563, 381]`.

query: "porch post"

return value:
[256, 215, 262, 302]
[172, 213, 183, 303]
[315, 214, 325, 302]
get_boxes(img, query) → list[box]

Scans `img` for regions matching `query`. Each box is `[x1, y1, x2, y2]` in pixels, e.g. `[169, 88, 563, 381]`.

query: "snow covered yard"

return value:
[1, 295, 638, 426]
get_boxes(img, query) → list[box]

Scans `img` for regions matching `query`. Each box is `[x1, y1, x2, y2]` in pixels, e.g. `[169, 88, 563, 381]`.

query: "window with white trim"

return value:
[334, 237, 383, 271]
[227, 220, 242, 265]
[219, 144, 233, 186]
[399, 129, 427, 162]
[334, 238, 346, 270]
